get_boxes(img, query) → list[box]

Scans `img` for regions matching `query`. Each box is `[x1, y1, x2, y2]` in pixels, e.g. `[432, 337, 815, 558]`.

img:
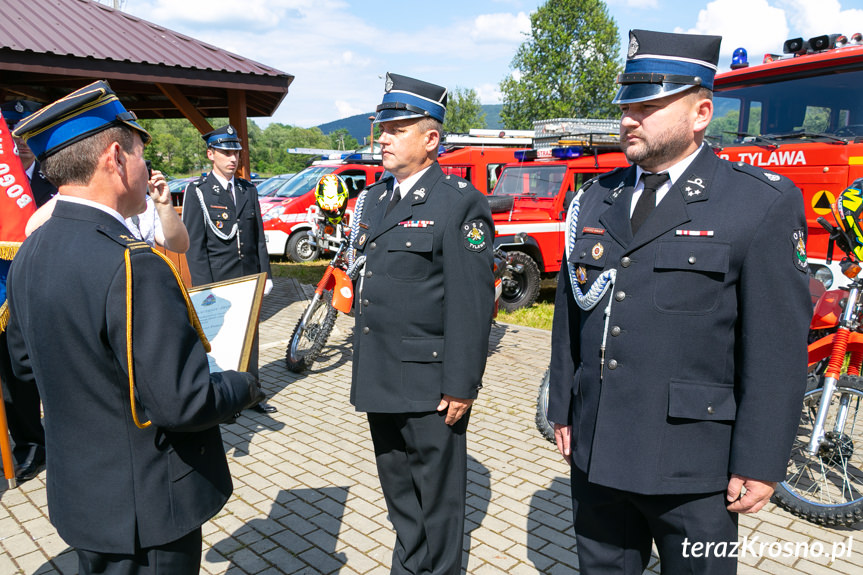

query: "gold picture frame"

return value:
[187, 273, 266, 373]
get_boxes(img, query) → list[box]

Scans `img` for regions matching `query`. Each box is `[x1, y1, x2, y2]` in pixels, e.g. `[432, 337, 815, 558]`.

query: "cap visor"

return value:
[373, 109, 425, 124]
[612, 83, 697, 105]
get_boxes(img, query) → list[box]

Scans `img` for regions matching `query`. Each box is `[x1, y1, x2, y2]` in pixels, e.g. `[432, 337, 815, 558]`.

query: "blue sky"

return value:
[124, 0, 863, 128]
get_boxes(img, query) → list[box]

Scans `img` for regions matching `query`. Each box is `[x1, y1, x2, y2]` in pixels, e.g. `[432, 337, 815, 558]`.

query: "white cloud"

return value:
[680, 0, 789, 66]
[334, 100, 363, 118]
[471, 12, 532, 43]
[781, 0, 863, 39]
[474, 83, 503, 104]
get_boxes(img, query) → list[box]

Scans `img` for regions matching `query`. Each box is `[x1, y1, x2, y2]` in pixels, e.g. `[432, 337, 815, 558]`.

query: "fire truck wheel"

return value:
[500, 251, 540, 312]
[287, 232, 320, 263]
[535, 368, 555, 444]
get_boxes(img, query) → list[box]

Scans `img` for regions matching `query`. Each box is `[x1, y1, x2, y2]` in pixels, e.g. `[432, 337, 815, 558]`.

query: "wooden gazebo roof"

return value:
[0, 0, 294, 176]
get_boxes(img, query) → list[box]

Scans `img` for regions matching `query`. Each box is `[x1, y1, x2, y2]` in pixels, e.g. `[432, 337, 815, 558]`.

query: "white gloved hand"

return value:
[264, 278, 273, 296]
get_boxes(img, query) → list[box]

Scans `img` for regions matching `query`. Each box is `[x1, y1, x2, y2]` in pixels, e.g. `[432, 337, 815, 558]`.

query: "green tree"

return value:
[499, 0, 622, 130]
[444, 87, 487, 134]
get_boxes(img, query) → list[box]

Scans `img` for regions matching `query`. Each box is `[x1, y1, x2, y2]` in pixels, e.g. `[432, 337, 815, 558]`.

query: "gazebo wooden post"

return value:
[228, 89, 250, 179]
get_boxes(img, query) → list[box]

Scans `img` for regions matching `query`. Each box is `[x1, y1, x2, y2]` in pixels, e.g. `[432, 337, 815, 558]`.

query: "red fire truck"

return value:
[261, 136, 530, 262]
[491, 32, 863, 310]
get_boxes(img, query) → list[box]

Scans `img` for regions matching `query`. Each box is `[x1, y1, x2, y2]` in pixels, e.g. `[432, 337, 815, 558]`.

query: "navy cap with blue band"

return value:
[374, 73, 448, 124]
[613, 29, 722, 105]
[12, 80, 150, 161]
[202, 125, 243, 150]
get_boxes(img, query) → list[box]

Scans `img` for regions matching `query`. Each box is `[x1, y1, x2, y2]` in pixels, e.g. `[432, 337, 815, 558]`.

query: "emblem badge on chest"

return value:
[576, 266, 588, 284]
[591, 243, 604, 260]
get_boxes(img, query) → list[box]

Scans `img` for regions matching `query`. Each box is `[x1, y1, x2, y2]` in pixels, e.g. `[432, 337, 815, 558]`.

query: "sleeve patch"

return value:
[793, 228, 808, 272]
[463, 220, 489, 253]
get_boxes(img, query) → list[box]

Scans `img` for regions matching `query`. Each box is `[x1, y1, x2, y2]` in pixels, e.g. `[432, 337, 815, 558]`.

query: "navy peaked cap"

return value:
[613, 29, 722, 105]
[203, 125, 242, 150]
[374, 73, 447, 124]
[12, 80, 151, 161]
[1, 100, 43, 129]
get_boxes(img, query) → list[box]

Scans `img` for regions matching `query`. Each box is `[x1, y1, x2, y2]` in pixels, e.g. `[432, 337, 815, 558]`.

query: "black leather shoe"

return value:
[250, 402, 277, 414]
[15, 457, 46, 483]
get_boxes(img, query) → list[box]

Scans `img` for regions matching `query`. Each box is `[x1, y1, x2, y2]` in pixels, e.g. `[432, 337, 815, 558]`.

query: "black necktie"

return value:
[227, 182, 235, 206]
[631, 172, 670, 234]
[385, 185, 401, 215]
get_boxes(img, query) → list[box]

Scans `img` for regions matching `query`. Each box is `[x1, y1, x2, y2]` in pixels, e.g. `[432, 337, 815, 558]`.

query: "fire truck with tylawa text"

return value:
[490, 32, 863, 311]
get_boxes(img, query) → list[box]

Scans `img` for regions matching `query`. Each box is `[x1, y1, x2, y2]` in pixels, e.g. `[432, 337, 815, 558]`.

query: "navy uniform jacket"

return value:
[6, 201, 255, 553]
[182, 172, 271, 286]
[548, 147, 811, 495]
[351, 163, 495, 413]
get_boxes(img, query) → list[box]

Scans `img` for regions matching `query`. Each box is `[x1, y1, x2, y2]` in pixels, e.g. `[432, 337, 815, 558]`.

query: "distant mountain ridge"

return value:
[316, 104, 503, 143]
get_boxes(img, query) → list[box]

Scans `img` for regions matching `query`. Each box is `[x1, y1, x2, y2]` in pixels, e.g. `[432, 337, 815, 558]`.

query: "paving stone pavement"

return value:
[2, 276, 861, 574]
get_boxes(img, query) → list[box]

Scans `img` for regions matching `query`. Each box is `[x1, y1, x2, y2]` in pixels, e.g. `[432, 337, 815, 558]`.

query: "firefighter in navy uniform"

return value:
[350, 73, 495, 575]
[182, 125, 275, 413]
[7, 81, 264, 575]
[547, 30, 811, 574]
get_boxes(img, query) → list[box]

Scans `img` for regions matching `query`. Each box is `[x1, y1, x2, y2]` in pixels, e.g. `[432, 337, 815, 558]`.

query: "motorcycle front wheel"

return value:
[773, 383, 863, 526]
[285, 291, 338, 373]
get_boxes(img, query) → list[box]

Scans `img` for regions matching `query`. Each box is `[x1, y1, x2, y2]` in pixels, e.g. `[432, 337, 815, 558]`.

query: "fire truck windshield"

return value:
[709, 68, 863, 147]
[272, 166, 336, 199]
[492, 165, 566, 198]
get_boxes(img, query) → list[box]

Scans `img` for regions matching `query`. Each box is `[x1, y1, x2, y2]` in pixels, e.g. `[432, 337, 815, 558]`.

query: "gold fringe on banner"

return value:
[0, 301, 8, 333]
[0, 242, 22, 261]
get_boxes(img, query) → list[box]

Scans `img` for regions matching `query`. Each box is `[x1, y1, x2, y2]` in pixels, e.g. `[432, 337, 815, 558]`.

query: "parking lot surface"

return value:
[2, 277, 861, 574]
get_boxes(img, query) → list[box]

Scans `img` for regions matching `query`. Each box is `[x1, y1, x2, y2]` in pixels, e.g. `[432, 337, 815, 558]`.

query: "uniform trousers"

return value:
[368, 409, 470, 575]
[570, 466, 738, 575]
[75, 527, 202, 575]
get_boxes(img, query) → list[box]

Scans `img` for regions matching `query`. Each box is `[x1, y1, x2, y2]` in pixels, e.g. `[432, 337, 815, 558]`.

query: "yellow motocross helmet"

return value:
[315, 174, 349, 225]
[832, 186, 863, 261]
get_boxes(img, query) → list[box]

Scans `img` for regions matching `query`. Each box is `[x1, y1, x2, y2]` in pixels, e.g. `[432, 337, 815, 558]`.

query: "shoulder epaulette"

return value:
[97, 226, 152, 252]
[442, 173, 475, 194]
[730, 161, 791, 190]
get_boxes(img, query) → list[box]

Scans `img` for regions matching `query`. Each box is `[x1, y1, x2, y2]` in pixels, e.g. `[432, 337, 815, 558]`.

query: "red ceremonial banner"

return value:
[0, 111, 35, 244]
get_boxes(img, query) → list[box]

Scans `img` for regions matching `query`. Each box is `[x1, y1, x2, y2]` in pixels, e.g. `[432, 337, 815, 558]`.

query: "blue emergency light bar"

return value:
[551, 146, 584, 159]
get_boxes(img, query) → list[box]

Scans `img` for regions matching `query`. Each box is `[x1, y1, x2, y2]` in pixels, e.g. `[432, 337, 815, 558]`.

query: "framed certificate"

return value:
[188, 273, 266, 373]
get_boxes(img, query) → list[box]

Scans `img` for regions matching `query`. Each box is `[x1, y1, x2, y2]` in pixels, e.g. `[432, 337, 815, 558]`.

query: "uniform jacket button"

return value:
[688, 255, 697, 264]
[707, 404, 715, 415]
[370, 242, 376, 249]
[363, 299, 369, 306]
[607, 359, 618, 370]
[620, 256, 631, 267]
[432, 351, 438, 358]
[365, 270, 373, 278]
[580, 251, 587, 258]
[610, 326, 621, 336]
[200, 446, 206, 455]
[362, 327, 370, 334]
[406, 241, 412, 247]
[615, 290, 626, 301]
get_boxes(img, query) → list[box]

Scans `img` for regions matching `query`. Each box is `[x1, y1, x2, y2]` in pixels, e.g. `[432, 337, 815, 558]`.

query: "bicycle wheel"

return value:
[773, 384, 863, 526]
[285, 291, 338, 373]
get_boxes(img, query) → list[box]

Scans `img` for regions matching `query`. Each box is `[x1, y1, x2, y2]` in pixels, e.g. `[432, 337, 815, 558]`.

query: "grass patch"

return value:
[270, 257, 329, 285]
[496, 281, 556, 330]
[271, 258, 556, 331]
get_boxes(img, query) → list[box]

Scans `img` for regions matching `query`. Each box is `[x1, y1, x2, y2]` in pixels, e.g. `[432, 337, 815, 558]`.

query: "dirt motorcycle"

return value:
[769, 210, 863, 527]
[285, 175, 505, 373]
